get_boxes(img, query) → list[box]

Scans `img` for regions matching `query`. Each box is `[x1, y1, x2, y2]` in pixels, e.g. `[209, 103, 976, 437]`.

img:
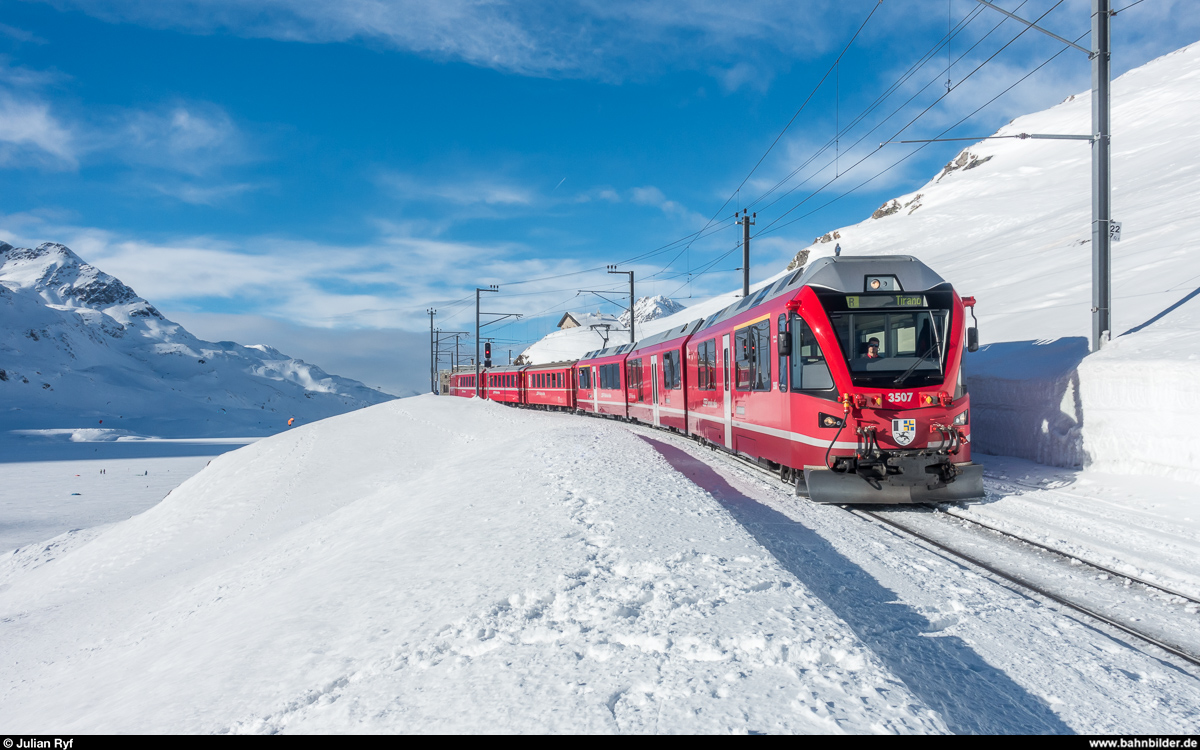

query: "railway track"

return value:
[855, 508, 1200, 669]
[620, 421, 1200, 671]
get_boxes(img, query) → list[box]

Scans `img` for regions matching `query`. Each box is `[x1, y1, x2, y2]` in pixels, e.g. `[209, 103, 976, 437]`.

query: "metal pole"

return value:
[739, 210, 755, 297]
[1092, 0, 1112, 351]
[475, 290, 480, 396]
[629, 271, 635, 344]
[474, 286, 498, 396]
[428, 308, 436, 394]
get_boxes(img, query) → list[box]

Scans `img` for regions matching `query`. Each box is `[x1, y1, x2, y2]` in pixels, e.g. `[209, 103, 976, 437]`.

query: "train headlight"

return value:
[953, 410, 968, 426]
[819, 413, 846, 429]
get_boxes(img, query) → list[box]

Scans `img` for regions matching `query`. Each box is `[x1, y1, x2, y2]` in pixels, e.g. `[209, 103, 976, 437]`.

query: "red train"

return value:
[449, 255, 983, 504]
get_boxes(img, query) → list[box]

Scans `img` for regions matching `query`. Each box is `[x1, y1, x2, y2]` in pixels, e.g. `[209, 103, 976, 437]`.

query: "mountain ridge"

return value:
[1, 241, 396, 438]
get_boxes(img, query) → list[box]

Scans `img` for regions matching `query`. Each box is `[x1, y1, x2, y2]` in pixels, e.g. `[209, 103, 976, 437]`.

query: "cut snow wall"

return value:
[963, 338, 1089, 468]
[966, 337, 1200, 484]
[1077, 357, 1200, 484]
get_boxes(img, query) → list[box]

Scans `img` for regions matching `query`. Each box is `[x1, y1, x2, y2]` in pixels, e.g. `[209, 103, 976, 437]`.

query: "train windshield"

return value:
[823, 296, 951, 388]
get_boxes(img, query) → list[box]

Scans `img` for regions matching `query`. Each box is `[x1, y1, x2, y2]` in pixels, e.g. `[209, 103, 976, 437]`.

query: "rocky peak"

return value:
[619, 295, 685, 328]
[0, 241, 141, 309]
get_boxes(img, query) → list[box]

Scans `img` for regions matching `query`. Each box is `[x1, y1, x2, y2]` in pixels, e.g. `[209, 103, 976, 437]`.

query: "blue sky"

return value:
[2, 0, 1197, 394]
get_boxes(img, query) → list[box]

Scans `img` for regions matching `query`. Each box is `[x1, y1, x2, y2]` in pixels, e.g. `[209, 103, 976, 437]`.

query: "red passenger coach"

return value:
[449, 371, 479, 398]
[484, 366, 522, 404]
[522, 361, 576, 410]
[575, 344, 633, 418]
[624, 320, 703, 431]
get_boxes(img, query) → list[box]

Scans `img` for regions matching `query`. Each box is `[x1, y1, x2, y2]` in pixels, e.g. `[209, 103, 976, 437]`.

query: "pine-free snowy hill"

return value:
[0, 242, 395, 437]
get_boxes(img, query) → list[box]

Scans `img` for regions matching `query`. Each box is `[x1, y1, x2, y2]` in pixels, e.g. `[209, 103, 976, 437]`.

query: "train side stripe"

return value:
[689, 411, 857, 449]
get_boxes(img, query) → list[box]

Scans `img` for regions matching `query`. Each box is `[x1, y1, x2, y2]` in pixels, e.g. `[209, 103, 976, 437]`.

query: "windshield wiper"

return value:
[892, 343, 940, 386]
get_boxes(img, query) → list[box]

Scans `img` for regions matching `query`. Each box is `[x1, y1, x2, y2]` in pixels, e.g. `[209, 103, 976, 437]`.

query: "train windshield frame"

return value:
[817, 290, 954, 388]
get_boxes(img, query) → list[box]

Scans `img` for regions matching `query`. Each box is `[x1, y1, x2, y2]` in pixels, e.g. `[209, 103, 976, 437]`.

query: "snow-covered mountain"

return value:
[618, 295, 685, 328]
[0, 242, 395, 437]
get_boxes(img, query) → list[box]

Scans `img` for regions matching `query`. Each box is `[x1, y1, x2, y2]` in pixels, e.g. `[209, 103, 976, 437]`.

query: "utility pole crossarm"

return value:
[883, 132, 1094, 146]
[479, 313, 523, 328]
[975, 0, 1092, 56]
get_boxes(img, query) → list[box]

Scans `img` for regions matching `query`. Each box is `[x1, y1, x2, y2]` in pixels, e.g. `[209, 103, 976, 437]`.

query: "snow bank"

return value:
[1077, 321, 1200, 483]
[0, 396, 942, 734]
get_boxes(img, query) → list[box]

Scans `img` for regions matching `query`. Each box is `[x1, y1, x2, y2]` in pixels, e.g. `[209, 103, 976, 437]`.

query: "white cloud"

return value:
[111, 103, 248, 174]
[0, 93, 75, 167]
[630, 185, 703, 223]
[381, 172, 535, 206]
[40, 0, 841, 81]
[151, 181, 262, 206]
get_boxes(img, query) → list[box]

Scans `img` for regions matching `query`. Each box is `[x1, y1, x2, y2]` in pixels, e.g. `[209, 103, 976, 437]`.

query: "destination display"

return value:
[845, 294, 927, 309]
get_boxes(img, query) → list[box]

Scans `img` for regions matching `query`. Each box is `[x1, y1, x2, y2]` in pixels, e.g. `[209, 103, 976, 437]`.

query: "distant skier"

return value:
[834, 243, 842, 257]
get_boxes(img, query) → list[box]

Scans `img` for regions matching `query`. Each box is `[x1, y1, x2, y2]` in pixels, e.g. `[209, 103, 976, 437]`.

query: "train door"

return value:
[722, 333, 733, 449]
[650, 355, 661, 427]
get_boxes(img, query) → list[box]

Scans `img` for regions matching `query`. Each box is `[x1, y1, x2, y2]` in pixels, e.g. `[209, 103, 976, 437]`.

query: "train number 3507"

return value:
[886, 392, 915, 404]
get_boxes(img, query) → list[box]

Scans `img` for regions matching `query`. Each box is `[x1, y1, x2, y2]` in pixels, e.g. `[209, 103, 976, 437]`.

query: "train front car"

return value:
[795, 255, 983, 504]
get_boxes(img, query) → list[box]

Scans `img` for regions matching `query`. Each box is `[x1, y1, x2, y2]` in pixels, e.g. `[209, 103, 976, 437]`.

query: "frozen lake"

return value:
[0, 435, 257, 554]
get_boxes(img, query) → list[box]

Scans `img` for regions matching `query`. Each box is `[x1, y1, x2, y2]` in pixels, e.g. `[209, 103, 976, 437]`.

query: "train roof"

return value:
[522, 360, 576, 370]
[578, 255, 949, 355]
[579, 340, 637, 362]
[800, 254, 948, 294]
[626, 318, 706, 353]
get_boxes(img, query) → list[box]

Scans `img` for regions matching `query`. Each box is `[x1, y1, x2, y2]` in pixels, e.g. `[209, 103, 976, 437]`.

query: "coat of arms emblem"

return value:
[892, 418, 917, 446]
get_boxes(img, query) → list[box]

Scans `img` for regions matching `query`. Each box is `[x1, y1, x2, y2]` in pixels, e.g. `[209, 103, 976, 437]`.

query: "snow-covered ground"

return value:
[3, 396, 1198, 734]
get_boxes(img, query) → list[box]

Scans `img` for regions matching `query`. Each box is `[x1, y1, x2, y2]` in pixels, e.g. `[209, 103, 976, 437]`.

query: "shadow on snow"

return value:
[640, 435, 1073, 735]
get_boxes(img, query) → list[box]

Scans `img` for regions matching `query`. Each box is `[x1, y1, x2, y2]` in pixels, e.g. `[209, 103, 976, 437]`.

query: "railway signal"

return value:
[484, 342, 492, 368]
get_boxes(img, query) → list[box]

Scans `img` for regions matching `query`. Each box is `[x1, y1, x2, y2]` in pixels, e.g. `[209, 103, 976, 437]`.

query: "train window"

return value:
[627, 358, 642, 402]
[735, 320, 771, 391]
[791, 317, 835, 391]
[696, 339, 716, 390]
[662, 350, 681, 390]
[579, 367, 590, 390]
[828, 309, 949, 387]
